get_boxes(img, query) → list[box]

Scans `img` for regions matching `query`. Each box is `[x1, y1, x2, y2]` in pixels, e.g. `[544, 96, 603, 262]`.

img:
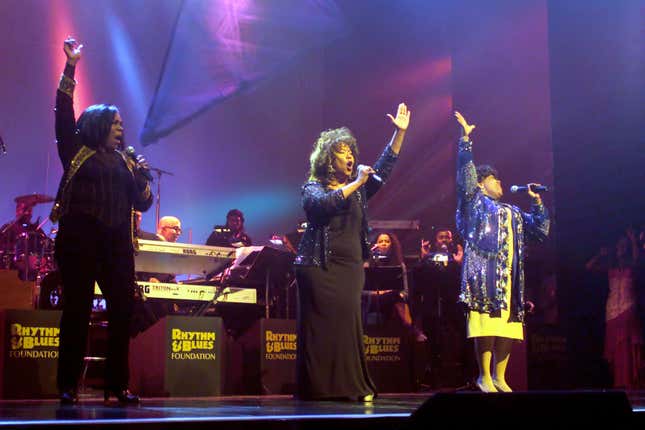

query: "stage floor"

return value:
[0, 391, 643, 429]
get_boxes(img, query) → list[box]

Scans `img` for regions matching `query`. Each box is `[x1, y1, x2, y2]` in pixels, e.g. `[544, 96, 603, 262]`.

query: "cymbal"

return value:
[14, 193, 55, 206]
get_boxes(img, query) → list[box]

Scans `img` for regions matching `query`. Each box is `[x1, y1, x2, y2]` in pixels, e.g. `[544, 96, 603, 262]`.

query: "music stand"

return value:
[364, 266, 405, 291]
[363, 266, 406, 326]
[226, 246, 295, 318]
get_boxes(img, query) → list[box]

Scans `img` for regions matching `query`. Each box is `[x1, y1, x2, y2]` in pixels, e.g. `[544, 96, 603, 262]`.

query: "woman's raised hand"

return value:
[387, 103, 411, 131]
[63, 37, 83, 66]
[454, 111, 476, 138]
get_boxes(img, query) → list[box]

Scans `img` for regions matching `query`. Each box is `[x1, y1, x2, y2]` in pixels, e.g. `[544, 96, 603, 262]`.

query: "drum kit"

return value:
[0, 193, 60, 307]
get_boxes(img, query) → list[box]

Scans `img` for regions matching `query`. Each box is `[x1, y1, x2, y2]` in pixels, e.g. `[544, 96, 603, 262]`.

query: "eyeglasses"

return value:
[163, 226, 182, 233]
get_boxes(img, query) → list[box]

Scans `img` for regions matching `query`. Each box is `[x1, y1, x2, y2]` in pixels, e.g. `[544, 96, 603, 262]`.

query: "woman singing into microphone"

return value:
[454, 111, 549, 392]
[294, 103, 410, 401]
[53, 38, 153, 405]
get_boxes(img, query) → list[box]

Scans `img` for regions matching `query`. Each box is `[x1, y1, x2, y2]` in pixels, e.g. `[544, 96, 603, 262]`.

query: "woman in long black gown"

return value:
[294, 103, 410, 401]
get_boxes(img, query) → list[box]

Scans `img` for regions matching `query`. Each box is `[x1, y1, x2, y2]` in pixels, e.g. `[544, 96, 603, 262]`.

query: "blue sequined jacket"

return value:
[456, 138, 549, 322]
[294, 145, 398, 268]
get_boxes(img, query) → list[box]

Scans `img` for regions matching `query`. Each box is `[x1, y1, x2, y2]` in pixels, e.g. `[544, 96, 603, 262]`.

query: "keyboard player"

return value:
[132, 215, 182, 333]
[205, 209, 252, 248]
[136, 216, 182, 284]
[205, 209, 252, 281]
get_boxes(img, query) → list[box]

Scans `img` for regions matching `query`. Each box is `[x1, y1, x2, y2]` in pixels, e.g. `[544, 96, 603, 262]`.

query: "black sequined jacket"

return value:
[294, 145, 398, 268]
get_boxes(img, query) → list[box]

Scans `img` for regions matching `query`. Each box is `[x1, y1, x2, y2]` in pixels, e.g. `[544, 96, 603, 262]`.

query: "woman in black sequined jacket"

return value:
[293, 104, 410, 401]
[293, 147, 398, 269]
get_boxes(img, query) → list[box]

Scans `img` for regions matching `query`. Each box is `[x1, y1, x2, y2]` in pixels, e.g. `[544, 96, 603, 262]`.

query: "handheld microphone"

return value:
[370, 173, 383, 183]
[0, 134, 6, 155]
[125, 146, 153, 181]
[510, 184, 548, 193]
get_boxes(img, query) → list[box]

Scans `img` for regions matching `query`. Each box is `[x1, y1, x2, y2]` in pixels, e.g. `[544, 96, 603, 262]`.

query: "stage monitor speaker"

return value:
[407, 390, 632, 427]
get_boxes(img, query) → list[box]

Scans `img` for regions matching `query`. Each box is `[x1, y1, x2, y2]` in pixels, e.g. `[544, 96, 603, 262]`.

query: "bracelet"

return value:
[58, 74, 76, 98]
[458, 138, 472, 151]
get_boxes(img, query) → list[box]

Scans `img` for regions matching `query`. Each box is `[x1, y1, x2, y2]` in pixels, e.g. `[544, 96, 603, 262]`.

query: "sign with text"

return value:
[130, 316, 223, 396]
[260, 319, 296, 394]
[364, 324, 412, 392]
[0, 310, 61, 398]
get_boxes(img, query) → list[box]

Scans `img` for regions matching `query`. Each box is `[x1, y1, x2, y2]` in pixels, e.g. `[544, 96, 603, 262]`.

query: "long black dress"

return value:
[295, 192, 376, 399]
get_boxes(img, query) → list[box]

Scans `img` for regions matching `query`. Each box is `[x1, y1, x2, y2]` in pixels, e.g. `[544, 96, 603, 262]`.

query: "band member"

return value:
[454, 111, 549, 392]
[206, 209, 252, 248]
[0, 200, 36, 250]
[420, 228, 463, 265]
[132, 215, 182, 334]
[0, 198, 53, 279]
[416, 227, 468, 388]
[365, 232, 427, 342]
[294, 103, 411, 401]
[156, 216, 182, 243]
[53, 38, 152, 405]
[136, 216, 182, 284]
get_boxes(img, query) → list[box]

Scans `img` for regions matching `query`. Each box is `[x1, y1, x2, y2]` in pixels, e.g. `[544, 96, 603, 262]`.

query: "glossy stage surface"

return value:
[0, 391, 643, 429]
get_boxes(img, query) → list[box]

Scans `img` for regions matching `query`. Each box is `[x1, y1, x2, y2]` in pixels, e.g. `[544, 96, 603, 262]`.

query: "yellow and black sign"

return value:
[130, 316, 223, 397]
[170, 328, 216, 360]
[264, 330, 296, 360]
[1, 310, 62, 398]
[9, 323, 59, 359]
[258, 319, 297, 394]
[363, 335, 402, 362]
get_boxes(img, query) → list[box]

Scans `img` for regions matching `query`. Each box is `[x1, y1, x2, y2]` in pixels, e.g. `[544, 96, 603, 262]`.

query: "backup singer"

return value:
[294, 103, 410, 401]
[53, 38, 153, 405]
[586, 228, 643, 389]
[455, 111, 549, 392]
[365, 232, 427, 342]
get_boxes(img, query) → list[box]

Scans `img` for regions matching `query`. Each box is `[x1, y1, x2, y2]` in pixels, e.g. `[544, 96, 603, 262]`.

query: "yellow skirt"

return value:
[467, 307, 524, 340]
[467, 206, 523, 340]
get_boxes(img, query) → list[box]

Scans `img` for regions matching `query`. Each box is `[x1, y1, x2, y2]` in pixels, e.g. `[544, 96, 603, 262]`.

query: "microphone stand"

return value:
[0, 219, 17, 235]
[37, 217, 50, 231]
[0, 134, 7, 156]
[149, 167, 174, 229]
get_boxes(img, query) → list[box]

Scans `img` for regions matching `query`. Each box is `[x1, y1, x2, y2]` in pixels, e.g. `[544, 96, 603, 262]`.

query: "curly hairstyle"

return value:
[374, 232, 404, 265]
[76, 104, 121, 150]
[307, 127, 359, 186]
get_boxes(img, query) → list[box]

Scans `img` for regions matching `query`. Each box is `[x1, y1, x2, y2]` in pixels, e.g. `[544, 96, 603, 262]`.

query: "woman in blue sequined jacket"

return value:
[454, 111, 549, 393]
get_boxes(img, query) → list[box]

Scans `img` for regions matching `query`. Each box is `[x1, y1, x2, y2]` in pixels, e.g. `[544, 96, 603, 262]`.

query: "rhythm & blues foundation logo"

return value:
[9, 323, 60, 359]
[363, 335, 401, 362]
[265, 330, 296, 360]
[170, 328, 216, 360]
